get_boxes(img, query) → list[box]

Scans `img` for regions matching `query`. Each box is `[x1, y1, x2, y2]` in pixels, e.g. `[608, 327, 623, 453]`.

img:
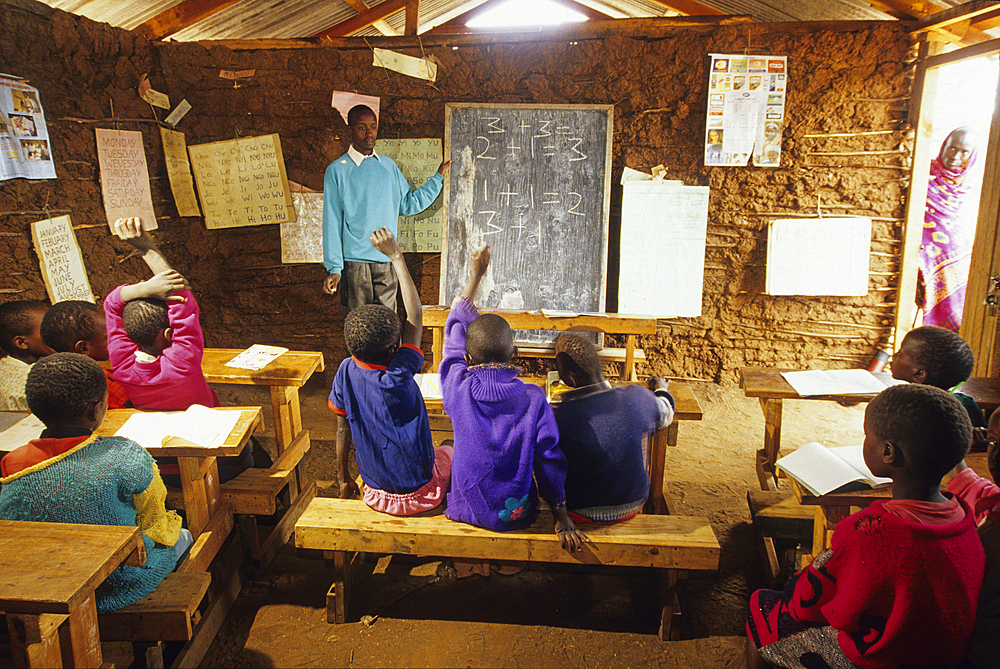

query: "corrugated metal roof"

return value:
[34, 0, 979, 42]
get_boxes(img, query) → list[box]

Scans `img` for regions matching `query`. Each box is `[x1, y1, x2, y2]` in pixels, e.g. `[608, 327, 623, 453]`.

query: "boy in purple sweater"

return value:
[440, 246, 586, 552]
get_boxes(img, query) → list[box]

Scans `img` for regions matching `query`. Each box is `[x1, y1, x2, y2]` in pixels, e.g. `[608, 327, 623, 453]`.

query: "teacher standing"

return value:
[322, 104, 450, 320]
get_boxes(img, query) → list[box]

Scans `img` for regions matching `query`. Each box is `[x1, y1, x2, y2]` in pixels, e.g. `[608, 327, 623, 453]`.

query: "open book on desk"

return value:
[777, 442, 892, 496]
[114, 405, 242, 451]
[780, 369, 902, 397]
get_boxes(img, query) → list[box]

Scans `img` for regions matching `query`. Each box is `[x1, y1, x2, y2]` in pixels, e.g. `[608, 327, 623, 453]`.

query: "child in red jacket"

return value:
[746, 384, 985, 669]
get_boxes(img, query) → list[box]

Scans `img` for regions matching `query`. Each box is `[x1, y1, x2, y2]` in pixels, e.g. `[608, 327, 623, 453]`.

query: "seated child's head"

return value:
[465, 314, 515, 365]
[891, 326, 974, 389]
[864, 384, 971, 486]
[123, 299, 171, 356]
[0, 299, 53, 363]
[26, 352, 108, 430]
[554, 333, 603, 387]
[40, 300, 109, 361]
[344, 304, 400, 365]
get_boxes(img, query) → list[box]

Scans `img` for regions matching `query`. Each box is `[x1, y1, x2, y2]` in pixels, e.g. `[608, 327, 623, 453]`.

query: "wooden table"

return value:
[742, 368, 1000, 491]
[423, 307, 656, 382]
[424, 380, 703, 515]
[96, 407, 261, 553]
[793, 452, 992, 558]
[0, 521, 145, 668]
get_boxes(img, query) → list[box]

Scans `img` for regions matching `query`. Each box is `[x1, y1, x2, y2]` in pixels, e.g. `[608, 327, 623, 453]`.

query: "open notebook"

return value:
[777, 442, 892, 496]
[114, 405, 242, 451]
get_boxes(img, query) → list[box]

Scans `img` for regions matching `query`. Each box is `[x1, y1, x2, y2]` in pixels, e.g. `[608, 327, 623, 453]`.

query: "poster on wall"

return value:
[281, 193, 323, 264]
[159, 127, 201, 217]
[0, 76, 56, 181]
[188, 134, 295, 230]
[95, 128, 158, 230]
[30, 215, 95, 304]
[704, 55, 787, 167]
[765, 217, 871, 296]
[377, 138, 444, 252]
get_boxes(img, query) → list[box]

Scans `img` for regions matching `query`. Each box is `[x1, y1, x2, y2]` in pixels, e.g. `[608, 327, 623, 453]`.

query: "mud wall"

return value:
[0, 1, 912, 383]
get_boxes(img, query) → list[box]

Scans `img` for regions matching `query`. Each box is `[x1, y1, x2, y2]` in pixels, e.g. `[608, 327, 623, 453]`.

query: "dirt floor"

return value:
[198, 376, 868, 668]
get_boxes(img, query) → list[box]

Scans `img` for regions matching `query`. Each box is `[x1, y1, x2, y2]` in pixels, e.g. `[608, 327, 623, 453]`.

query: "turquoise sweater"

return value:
[322, 151, 443, 275]
[0, 436, 178, 614]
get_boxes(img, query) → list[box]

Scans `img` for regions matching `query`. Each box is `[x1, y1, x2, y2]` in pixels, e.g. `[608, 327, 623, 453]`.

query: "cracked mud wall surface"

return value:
[0, 4, 910, 382]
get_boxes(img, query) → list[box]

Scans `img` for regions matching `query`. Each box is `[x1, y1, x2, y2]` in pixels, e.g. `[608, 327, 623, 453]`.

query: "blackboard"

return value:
[441, 103, 613, 344]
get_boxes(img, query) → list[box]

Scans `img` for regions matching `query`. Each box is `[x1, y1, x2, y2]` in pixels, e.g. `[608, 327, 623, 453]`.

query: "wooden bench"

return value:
[423, 307, 657, 382]
[295, 497, 720, 640]
[98, 571, 211, 668]
[747, 490, 814, 587]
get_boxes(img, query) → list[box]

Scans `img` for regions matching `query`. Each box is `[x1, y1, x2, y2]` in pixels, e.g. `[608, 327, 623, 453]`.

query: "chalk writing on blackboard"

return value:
[31, 215, 95, 303]
[442, 104, 612, 343]
[188, 134, 295, 229]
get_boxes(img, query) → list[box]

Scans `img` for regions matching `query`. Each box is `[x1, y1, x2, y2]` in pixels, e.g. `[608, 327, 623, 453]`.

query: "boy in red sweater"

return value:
[746, 383, 985, 669]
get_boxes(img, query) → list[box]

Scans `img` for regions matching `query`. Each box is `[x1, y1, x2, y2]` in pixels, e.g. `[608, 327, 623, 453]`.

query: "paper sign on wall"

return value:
[95, 128, 158, 230]
[30, 215, 95, 304]
[0, 76, 56, 181]
[281, 193, 324, 264]
[618, 181, 709, 317]
[765, 218, 871, 296]
[331, 91, 380, 125]
[188, 134, 295, 229]
[159, 128, 201, 217]
[373, 49, 437, 82]
[705, 54, 787, 167]
[376, 138, 443, 252]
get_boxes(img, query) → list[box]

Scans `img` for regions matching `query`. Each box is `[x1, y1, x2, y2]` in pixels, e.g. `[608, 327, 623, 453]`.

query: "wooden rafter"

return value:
[644, 0, 723, 16]
[867, 0, 953, 20]
[912, 0, 1000, 32]
[340, 0, 398, 36]
[134, 0, 242, 40]
[405, 0, 419, 35]
[313, 0, 407, 38]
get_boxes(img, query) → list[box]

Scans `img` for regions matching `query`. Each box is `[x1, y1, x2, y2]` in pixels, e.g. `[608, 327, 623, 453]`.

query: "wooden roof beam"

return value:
[911, 0, 1000, 32]
[340, 0, 398, 36]
[134, 0, 243, 40]
[405, 0, 419, 35]
[866, 0, 952, 20]
[313, 0, 407, 38]
[644, 0, 724, 15]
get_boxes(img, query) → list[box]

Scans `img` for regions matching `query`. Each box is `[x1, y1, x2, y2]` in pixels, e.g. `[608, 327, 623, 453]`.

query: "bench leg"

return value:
[658, 569, 679, 641]
[7, 613, 64, 669]
[757, 398, 783, 491]
[326, 550, 353, 624]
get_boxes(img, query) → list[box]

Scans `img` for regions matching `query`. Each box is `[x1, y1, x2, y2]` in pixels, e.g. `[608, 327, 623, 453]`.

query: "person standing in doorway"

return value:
[918, 126, 980, 331]
[322, 105, 451, 322]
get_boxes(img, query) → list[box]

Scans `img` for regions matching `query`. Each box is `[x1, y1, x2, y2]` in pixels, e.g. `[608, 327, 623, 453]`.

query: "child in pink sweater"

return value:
[746, 384, 985, 669]
[104, 218, 249, 483]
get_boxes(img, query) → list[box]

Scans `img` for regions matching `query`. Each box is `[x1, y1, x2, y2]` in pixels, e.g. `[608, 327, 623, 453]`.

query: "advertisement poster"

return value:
[705, 55, 787, 167]
[0, 77, 56, 181]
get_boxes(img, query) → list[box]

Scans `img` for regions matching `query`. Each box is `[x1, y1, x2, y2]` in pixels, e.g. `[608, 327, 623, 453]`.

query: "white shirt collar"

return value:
[134, 350, 158, 363]
[347, 144, 379, 166]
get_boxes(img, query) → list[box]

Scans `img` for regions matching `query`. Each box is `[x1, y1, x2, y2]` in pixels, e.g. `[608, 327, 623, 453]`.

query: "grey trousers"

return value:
[341, 260, 398, 324]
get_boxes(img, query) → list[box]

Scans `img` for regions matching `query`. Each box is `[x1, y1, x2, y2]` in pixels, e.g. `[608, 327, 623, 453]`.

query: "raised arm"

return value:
[113, 217, 173, 276]
[119, 271, 190, 304]
[371, 227, 421, 347]
[461, 245, 491, 303]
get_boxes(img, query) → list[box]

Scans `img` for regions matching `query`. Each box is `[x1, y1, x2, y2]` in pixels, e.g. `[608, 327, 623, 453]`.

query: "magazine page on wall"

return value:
[0, 75, 56, 181]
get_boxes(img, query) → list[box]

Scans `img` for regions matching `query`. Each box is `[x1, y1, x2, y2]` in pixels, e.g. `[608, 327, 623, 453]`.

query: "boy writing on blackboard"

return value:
[321, 105, 450, 324]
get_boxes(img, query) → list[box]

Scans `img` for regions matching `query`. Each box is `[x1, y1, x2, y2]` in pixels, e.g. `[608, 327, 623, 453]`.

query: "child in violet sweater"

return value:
[746, 384, 985, 669]
[104, 217, 250, 484]
[439, 245, 586, 553]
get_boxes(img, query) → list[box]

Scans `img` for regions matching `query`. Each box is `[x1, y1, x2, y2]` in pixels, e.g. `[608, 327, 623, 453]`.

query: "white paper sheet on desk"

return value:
[414, 373, 442, 401]
[115, 405, 242, 451]
[225, 344, 289, 370]
[780, 369, 890, 397]
[540, 309, 609, 318]
[0, 414, 44, 452]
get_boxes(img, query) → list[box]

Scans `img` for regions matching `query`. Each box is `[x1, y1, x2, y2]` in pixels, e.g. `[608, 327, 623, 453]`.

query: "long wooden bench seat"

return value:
[295, 497, 720, 640]
[98, 571, 211, 668]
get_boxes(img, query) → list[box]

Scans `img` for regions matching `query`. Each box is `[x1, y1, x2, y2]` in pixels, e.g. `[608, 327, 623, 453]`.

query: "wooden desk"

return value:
[423, 307, 656, 382]
[96, 407, 261, 542]
[742, 368, 1000, 491]
[740, 368, 892, 491]
[201, 348, 324, 455]
[0, 521, 145, 668]
[793, 452, 993, 558]
[424, 381, 702, 515]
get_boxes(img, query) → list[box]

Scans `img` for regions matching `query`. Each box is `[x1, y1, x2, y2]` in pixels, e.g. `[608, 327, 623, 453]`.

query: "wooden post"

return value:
[894, 38, 945, 349]
[758, 398, 783, 491]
